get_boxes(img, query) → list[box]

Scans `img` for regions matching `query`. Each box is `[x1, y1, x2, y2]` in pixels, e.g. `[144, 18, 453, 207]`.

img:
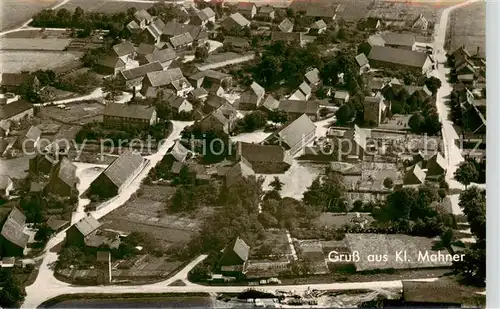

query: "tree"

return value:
[315, 86, 328, 99]
[269, 177, 284, 192]
[0, 269, 26, 308]
[424, 76, 442, 95]
[383, 177, 394, 189]
[408, 111, 425, 133]
[432, 228, 465, 255]
[357, 42, 372, 56]
[195, 43, 209, 61]
[454, 161, 479, 188]
[102, 76, 125, 102]
[335, 104, 354, 125]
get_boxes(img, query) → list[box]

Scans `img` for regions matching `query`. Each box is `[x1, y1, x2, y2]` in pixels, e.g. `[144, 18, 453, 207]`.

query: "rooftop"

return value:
[368, 46, 429, 69]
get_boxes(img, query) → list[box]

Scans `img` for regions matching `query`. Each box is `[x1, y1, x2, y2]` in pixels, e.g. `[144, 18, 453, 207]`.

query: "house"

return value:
[95, 56, 126, 76]
[276, 100, 321, 121]
[202, 94, 228, 114]
[381, 32, 416, 50]
[237, 2, 257, 19]
[452, 46, 472, 67]
[189, 87, 209, 102]
[199, 103, 238, 134]
[220, 237, 250, 276]
[89, 150, 145, 198]
[236, 142, 293, 174]
[29, 153, 58, 176]
[404, 164, 426, 185]
[411, 14, 429, 31]
[278, 18, 294, 33]
[223, 36, 250, 52]
[141, 68, 191, 97]
[239, 81, 265, 110]
[334, 91, 350, 105]
[361, 17, 381, 30]
[289, 89, 306, 101]
[65, 214, 101, 247]
[188, 70, 232, 89]
[298, 82, 312, 100]
[103, 103, 157, 128]
[169, 32, 194, 49]
[0, 175, 13, 198]
[309, 19, 327, 35]
[111, 41, 136, 62]
[0, 73, 39, 93]
[264, 114, 316, 156]
[340, 125, 369, 161]
[426, 153, 446, 177]
[220, 13, 250, 32]
[13, 125, 41, 151]
[0, 99, 33, 123]
[44, 157, 78, 198]
[161, 89, 193, 113]
[143, 18, 165, 45]
[304, 68, 320, 86]
[0, 208, 29, 256]
[257, 5, 275, 20]
[224, 158, 255, 188]
[367, 46, 433, 74]
[194, 52, 255, 71]
[305, 6, 338, 21]
[363, 95, 386, 126]
[189, 7, 216, 27]
[133, 9, 153, 29]
[355, 53, 370, 74]
[145, 48, 177, 70]
[367, 34, 386, 47]
[271, 32, 310, 47]
[162, 22, 208, 45]
[119, 61, 164, 90]
[260, 95, 279, 112]
[136, 43, 159, 64]
[456, 59, 476, 75]
[167, 140, 191, 163]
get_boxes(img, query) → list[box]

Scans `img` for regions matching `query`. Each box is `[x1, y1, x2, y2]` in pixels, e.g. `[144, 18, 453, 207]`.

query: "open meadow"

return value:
[0, 0, 63, 31]
[448, 1, 485, 56]
[60, 0, 152, 13]
[0, 50, 82, 73]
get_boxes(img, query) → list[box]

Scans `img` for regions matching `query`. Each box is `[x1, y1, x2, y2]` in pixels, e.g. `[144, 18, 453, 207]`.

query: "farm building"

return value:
[136, 43, 159, 64]
[160, 90, 193, 114]
[44, 157, 79, 198]
[239, 81, 265, 110]
[276, 100, 321, 121]
[103, 103, 157, 129]
[363, 95, 387, 126]
[0, 208, 29, 257]
[199, 104, 238, 134]
[0, 73, 39, 92]
[304, 68, 320, 86]
[88, 150, 145, 199]
[223, 36, 250, 52]
[224, 158, 255, 188]
[260, 95, 279, 112]
[220, 237, 250, 276]
[189, 7, 216, 27]
[145, 48, 177, 69]
[426, 153, 446, 177]
[188, 70, 232, 89]
[237, 2, 257, 19]
[111, 41, 136, 63]
[257, 5, 275, 20]
[119, 61, 164, 89]
[141, 68, 192, 97]
[95, 56, 126, 76]
[381, 32, 416, 50]
[0, 99, 34, 123]
[236, 142, 293, 174]
[264, 114, 316, 156]
[220, 13, 250, 32]
[367, 46, 433, 74]
[162, 22, 208, 45]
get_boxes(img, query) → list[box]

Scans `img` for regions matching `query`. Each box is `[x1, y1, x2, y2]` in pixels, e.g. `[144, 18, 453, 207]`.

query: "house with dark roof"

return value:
[367, 46, 433, 74]
[426, 153, 446, 177]
[305, 5, 338, 20]
[224, 158, 255, 188]
[145, 48, 177, 69]
[133, 9, 153, 29]
[162, 22, 208, 45]
[13, 125, 41, 151]
[189, 87, 209, 102]
[0, 73, 39, 93]
[276, 100, 321, 121]
[239, 81, 265, 110]
[144, 18, 165, 45]
[189, 7, 216, 27]
[363, 95, 387, 126]
[103, 103, 157, 128]
[136, 43, 159, 64]
[220, 237, 250, 275]
[404, 164, 426, 186]
[223, 36, 250, 52]
[88, 150, 145, 198]
[119, 61, 164, 89]
[381, 32, 416, 50]
[264, 114, 316, 156]
[199, 103, 238, 134]
[161, 89, 193, 113]
[237, 2, 257, 19]
[29, 153, 58, 176]
[0, 100, 34, 123]
[188, 70, 232, 89]
[141, 68, 192, 97]
[257, 5, 275, 20]
[236, 142, 293, 174]
[95, 55, 126, 76]
[169, 32, 194, 49]
[0, 176, 13, 198]
[65, 214, 101, 247]
[278, 18, 294, 33]
[221, 13, 250, 32]
[44, 157, 78, 198]
[111, 41, 136, 63]
[0, 208, 29, 256]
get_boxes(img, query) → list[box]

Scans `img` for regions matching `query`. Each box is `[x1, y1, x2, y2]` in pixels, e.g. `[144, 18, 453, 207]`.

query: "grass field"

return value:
[0, 50, 82, 73]
[0, 0, 63, 31]
[448, 2, 485, 56]
[60, 0, 152, 13]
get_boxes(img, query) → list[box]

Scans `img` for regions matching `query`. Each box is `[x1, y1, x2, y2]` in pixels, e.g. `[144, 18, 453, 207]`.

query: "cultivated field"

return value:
[0, 0, 63, 31]
[60, 0, 152, 13]
[448, 1, 485, 56]
[0, 50, 82, 73]
[0, 38, 71, 51]
[40, 102, 104, 125]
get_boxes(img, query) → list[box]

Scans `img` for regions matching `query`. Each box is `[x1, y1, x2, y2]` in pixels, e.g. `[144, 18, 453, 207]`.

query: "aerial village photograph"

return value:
[0, 0, 487, 307]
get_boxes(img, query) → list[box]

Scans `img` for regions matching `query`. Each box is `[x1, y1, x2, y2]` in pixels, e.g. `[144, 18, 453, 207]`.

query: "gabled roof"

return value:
[189, 69, 231, 82]
[97, 56, 126, 69]
[310, 19, 327, 29]
[299, 81, 311, 96]
[355, 53, 369, 67]
[0, 100, 33, 120]
[367, 34, 385, 47]
[134, 9, 153, 23]
[271, 31, 303, 43]
[112, 41, 135, 57]
[0, 73, 34, 87]
[145, 68, 184, 87]
[170, 32, 193, 48]
[205, 94, 228, 110]
[368, 46, 429, 69]
[261, 95, 279, 111]
[171, 77, 192, 91]
[221, 237, 251, 266]
[103, 103, 156, 120]
[427, 153, 446, 175]
[240, 82, 265, 105]
[190, 87, 208, 98]
[289, 89, 306, 100]
[73, 215, 101, 237]
[146, 18, 165, 39]
[237, 2, 256, 12]
[136, 43, 158, 56]
[277, 100, 320, 115]
[51, 157, 77, 188]
[162, 22, 207, 41]
[1, 207, 29, 248]
[343, 124, 368, 151]
[225, 13, 250, 27]
[225, 158, 255, 188]
[201, 7, 216, 19]
[169, 140, 190, 162]
[120, 61, 163, 80]
[404, 164, 426, 185]
[250, 81, 265, 98]
[306, 5, 337, 18]
[265, 114, 316, 149]
[258, 5, 274, 14]
[21, 126, 41, 141]
[101, 150, 144, 188]
[126, 20, 140, 32]
[223, 36, 250, 48]
[278, 18, 294, 32]
[145, 48, 177, 64]
[161, 89, 190, 108]
[304, 68, 320, 85]
[238, 142, 292, 164]
[334, 91, 349, 100]
[381, 32, 416, 47]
